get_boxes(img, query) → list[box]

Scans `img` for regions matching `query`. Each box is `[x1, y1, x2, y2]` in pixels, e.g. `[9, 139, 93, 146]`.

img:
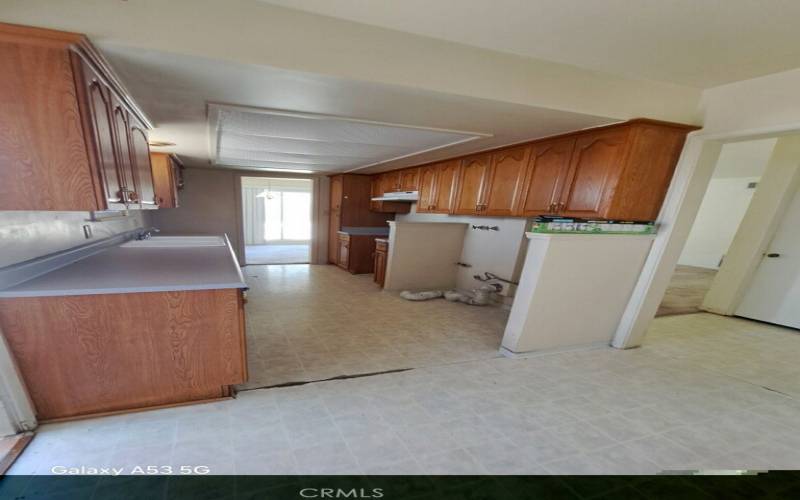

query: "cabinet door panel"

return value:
[83, 63, 124, 206]
[381, 171, 400, 193]
[111, 102, 136, 206]
[452, 154, 490, 215]
[130, 122, 156, 208]
[558, 128, 629, 218]
[399, 168, 419, 190]
[337, 237, 349, 269]
[328, 176, 342, 264]
[483, 146, 530, 216]
[369, 175, 382, 211]
[518, 137, 575, 216]
[417, 165, 437, 213]
[433, 160, 458, 213]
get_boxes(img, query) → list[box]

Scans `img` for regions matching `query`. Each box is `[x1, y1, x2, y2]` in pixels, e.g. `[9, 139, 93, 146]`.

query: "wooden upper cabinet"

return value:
[129, 121, 156, 208]
[432, 160, 458, 214]
[344, 120, 694, 222]
[369, 175, 382, 211]
[483, 146, 530, 217]
[0, 23, 153, 211]
[0, 28, 99, 211]
[452, 153, 491, 215]
[416, 165, 438, 213]
[382, 171, 401, 192]
[416, 161, 457, 214]
[398, 168, 419, 191]
[150, 153, 180, 208]
[557, 127, 630, 218]
[517, 137, 576, 217]
[80, 60, 125, 208]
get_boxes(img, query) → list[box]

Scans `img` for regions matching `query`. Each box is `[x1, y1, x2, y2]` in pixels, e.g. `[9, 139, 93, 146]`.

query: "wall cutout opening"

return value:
[241, 177, 312, 264]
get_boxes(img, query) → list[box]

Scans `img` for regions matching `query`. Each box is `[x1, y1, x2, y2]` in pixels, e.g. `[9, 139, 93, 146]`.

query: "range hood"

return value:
[371, 190, 419, 202]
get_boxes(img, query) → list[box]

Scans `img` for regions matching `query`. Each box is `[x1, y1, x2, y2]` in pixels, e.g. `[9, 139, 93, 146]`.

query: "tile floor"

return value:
[244, 244, 310, 265]
[656, 265, 718, 317]
[9, 310, 800, 475]
[239, 265, 509, 389]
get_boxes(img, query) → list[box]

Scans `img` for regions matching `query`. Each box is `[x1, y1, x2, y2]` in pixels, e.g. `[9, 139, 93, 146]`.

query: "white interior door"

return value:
[736, 186, 800, 328]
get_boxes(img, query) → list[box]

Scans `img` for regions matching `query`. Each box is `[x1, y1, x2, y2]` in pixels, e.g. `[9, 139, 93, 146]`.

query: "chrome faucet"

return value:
[136, 227, 161, 240]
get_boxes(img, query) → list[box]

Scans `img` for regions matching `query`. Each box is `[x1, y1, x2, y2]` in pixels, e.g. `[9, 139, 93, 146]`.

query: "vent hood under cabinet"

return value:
[371, 191, 419, 202]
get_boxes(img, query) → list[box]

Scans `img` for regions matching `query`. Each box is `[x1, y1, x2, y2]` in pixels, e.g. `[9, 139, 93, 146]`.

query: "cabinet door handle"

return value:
[558, 202, 565, 212]
[548, 202, 555, 213]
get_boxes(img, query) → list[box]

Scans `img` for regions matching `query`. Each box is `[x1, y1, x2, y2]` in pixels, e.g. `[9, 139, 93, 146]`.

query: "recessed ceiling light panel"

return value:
[208, 104, 490, 173]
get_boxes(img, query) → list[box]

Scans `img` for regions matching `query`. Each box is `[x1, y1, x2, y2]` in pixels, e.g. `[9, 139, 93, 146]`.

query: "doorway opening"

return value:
[241, 177, 312, 265]
[657, 138, 776, 317]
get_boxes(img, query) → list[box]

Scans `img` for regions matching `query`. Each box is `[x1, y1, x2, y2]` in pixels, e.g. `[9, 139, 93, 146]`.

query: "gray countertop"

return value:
[339, 226, 390, 236]
[0, 235, 247, 298]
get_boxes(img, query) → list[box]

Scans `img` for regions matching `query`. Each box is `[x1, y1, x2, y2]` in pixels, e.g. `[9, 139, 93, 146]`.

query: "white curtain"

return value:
[242, 177, 313, 246]
[242, 186, 267, 245]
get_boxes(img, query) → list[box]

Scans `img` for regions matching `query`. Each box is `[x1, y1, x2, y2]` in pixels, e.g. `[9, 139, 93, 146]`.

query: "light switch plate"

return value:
[83, 225, 93, 239]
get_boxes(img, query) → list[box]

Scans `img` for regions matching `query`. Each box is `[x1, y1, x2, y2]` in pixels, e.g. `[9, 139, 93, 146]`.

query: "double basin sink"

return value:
[120, 236, 226, 248]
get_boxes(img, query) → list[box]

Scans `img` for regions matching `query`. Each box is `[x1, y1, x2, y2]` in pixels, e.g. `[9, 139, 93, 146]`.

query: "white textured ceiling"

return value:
[262, 0, 800, 88]
[100, 44, 614, 172]
[210, 105, 486, 173]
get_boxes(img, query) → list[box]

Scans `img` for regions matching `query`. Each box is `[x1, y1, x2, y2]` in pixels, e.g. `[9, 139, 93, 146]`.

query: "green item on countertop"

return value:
[530, 219, 656, 235]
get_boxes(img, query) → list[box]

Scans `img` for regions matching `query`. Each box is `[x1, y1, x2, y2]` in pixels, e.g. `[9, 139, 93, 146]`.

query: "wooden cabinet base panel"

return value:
[0, 289, 247, 420]
[40, 391, 234, 424]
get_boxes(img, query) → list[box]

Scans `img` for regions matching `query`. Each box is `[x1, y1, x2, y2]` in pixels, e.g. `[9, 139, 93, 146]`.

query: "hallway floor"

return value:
[9, 312, 800, 476]
[245, 244, 309, 264]
[657, 265, 718, 317]
[239, 264, 509, 389]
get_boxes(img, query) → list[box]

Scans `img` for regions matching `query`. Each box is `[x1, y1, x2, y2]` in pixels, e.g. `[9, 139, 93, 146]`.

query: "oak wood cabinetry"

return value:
[0, 23, 155, 211]
[373, 119, 697, 221]
[149, 153, 183, 208]
[452, 153, 492, 215]
[374, 239, 388, 287]
[521, 122, 692, 220]
[482, 146, 531, 216]
[0, 289, 247, 421]
[336, 232, 350, 269]
[337, 232, 381, 274]
[370, 174, 411, 214]
[398, 168, 419, 191]
[329, 174, 393, 264]
[517, 137, 576, 217]
[417, 160, 458, 214]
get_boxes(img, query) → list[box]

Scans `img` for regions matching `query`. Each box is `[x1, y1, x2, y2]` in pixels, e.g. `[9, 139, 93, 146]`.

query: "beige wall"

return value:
[150, 167, 328, 264]
[150, 167, 241, 256]
[396, 206, 528, 297]
[384, 222, 467, 291]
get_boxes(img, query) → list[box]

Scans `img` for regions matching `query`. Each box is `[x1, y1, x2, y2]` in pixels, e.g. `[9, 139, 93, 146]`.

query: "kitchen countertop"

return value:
[0, 235, 247, 298]
[339, 226, 390, 236]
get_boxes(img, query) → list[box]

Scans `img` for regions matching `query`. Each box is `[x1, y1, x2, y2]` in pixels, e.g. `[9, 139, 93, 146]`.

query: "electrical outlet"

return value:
[83, 225, 93, 239]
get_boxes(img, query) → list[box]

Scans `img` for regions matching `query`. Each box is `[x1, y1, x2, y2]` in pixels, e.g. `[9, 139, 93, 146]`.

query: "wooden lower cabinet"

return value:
[374, 239, 388, 287]
[0, 289, 247, 421]
[336, 232, 382, 274]
[337, 233, 350, 269]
